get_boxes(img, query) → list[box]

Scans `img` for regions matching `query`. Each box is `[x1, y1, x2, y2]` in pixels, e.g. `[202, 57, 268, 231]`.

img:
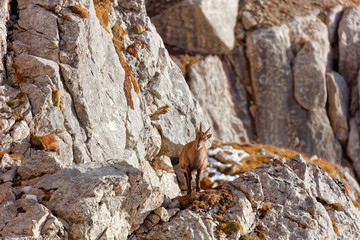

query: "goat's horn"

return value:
[200, 123, 202, 133]
[204, 127, 211, 135]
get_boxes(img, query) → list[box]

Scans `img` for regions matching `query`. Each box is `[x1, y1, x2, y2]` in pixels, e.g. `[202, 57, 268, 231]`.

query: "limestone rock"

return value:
[188, 55, 249, 143]
[0, 199, 67, 238]
[0, 0, 8, 80]
[35, 162, 163, 239]
[150, 0, 239, 54]
[338, 6, 360, 85]
[347, 119, 360, 178]
[326, 5, 343, 44]
[326, 71, 350, 144]
[145, 209, 217, 240]
[0, 183, 16, 203]
[242, 11, 257, 30]
[154, 207, 170, 222]
[292, 40, 327, 110]
[246, 24, 295, 147]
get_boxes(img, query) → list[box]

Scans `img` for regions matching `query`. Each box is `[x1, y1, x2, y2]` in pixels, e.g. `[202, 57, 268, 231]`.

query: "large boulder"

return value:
[338, 5, 360, 85]
[150, 0, 239, 54]
[326, 71, 350, 145]
[188, 55, 249, 143]
[347, 119, 360, 178]
[133, 155, 360, 239]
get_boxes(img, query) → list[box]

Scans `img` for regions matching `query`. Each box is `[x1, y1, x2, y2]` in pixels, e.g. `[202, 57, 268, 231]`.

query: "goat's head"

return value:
[195, 124, 212, 150]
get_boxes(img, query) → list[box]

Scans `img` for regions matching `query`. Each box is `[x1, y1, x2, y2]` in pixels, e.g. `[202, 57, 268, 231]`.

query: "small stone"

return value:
[242, 11, 257, 30]
[167, 208, 180, 218]
[0, 168, 17, 182]
[22, 186, 33, 193]
[154, 207, 170, 222]
[25, 194, 38, 202]
[168, 200, 181, 209]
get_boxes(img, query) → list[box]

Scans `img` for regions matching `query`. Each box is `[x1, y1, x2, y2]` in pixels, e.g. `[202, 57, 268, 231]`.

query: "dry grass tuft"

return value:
[70, 5, 88, 18]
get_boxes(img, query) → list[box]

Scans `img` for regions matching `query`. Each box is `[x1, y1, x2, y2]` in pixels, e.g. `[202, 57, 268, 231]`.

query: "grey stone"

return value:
[242, 11, 257, 30]
[188, 55, 249, 143]
[347, 119, 360, 178]
[0, 183, 16, 204]
[292, 40, 327, 110]
[326, 5, 343, 44]
[246, 24, 295, 147]
[0, 0, 8, 80]
[326, 71, 350, 144]
[150, 0, 238, 54]
[338, 6, 360, 85]
[0, 168, 17, 182]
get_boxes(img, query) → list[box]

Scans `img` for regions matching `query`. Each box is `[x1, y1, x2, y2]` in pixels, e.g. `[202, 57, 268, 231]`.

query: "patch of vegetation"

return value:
[52, 89, 62, 107]
[13, 111, 23, 120]
[254, 225, 268, 238]
[70, 5, 88, 18]
[6, 100, 15, 107]
[174, 189, 233, 214]
[330, 216, 339, 235]
[329, 203, 343, 211]
[93, 0, 111, 29]
[131, 24, 146, 34]
[2, 79, 14, 87]
[112, 23, 139, 109]
[239, 235, 263, 240]
[218, 220, 242, 236]
[30, 134, 59, 154]
[352, 189, 360, 208]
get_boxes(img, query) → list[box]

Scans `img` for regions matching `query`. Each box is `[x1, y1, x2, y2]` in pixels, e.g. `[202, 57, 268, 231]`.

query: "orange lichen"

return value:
[112, 23, 139, 109]
[200, 176, 214, 190]
[126, 43, 138, 58]
[69, 5, 88, 18]
[30, 134, 59, 154]
[93, 0, 111, 29]
[352, 0, 360, 5]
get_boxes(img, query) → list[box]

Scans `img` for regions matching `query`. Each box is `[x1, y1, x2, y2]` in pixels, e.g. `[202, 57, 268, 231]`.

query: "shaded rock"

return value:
[289, 15, 329, 110]
[0, 168, 17, 183]
[347, 119, 360, 178]
[150, 0, 239, 54]
[0, 183, 16, 203]
[307, 108, 342, 164]
[188, 55, 249, 143]
[144, 213, 161, 231]
[292, 40, 327, 110]
[246, 24, 295, 147]
[338, 6, 360, 85]
[326, 71, 350, 144]
[326, 5, 343, 44]
[225, 45, 254, 140]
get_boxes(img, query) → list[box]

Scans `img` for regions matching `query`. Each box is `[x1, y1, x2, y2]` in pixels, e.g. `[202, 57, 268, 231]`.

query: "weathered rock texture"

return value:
[188, 55, 249, 143]
[150, 0, 239, 54]
[0, 0, 207, 238]
[0, 0, 8, 80]
[132, 155, 360, 239]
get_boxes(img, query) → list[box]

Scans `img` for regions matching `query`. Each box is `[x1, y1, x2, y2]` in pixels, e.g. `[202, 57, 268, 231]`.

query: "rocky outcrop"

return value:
[0, 0, 207, 238]
[132, 155, 360, 239]
[149, 0, 239, 54]
[188, 55, 249, 143]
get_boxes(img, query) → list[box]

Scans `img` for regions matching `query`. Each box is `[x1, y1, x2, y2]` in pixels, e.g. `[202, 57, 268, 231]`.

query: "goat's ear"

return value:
[205, 134, 212, 140]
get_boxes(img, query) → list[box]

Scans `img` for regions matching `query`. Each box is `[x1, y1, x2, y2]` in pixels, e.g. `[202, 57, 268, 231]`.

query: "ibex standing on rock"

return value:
[179, 124, 212, 195]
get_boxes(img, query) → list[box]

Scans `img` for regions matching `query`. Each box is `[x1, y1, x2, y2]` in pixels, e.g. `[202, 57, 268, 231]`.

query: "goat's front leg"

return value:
[196, 169, 203, 192]
[185, 170, 192, 195]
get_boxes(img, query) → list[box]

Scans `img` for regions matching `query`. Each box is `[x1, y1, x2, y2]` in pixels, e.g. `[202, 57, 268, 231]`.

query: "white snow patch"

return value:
[25, 194, 38, 202]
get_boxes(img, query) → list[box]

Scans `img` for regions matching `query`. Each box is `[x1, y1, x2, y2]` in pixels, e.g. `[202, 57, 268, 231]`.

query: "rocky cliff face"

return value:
[150, 1, 360, 168]
[0, 0, 208, 238]
[1, 0, 360, 239]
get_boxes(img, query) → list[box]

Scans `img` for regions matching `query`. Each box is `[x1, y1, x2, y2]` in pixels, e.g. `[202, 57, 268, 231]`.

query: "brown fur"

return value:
[179, 124, 211, 195]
